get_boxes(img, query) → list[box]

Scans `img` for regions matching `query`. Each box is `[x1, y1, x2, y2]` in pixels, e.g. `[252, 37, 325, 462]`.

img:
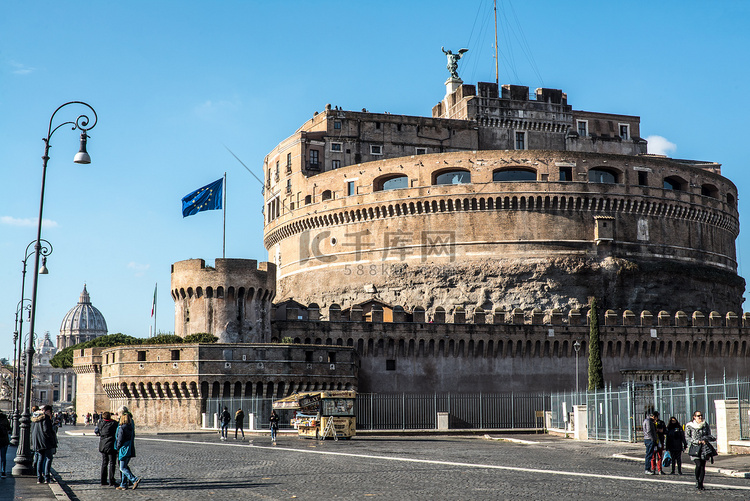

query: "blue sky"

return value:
[1, 0, 750, 361]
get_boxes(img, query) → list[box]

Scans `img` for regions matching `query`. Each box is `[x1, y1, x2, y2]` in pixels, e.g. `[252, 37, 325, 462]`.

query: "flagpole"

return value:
[154, 283, 157, 337]
[223, 171, 227, 259]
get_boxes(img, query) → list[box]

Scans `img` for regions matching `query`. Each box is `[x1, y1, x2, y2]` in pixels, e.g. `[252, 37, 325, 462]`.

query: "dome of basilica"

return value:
[57, 285, 107, 349]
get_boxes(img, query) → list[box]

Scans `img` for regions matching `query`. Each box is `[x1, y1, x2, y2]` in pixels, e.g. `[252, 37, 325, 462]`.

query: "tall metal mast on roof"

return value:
[494, 0, 499, 86]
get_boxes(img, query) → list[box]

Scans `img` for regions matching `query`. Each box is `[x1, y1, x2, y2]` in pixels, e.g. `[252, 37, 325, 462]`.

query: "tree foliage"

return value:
[145, 334, 184, 345]
[50, 332, 220, 368]
[587, 297, 605, 390]
[183, 333, 218, 344]
[50, 333, 141, 368]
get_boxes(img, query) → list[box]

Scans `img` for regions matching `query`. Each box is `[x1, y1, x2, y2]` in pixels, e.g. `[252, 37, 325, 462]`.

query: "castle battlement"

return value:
[171, 258, 277, 343]
[277, 302, 748, 329]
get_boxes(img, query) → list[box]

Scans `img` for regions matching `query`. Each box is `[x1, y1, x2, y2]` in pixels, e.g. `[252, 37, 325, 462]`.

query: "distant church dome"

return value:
[58, 285, 108, 349]
[34, 331, 57, 367]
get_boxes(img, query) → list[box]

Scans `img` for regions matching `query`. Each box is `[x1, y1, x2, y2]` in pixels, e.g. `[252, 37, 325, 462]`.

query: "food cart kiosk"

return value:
[273, 390, 356, 440]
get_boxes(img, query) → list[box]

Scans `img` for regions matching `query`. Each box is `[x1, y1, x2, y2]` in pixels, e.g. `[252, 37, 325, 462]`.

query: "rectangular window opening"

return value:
[619, 124, 630, 140]
[347, 181, 355, 196]
[577, 120, 588, 137]
[638, 171, 648, 186]
[515, 131, 526, 150]
[171, 350, 180, 361]
[137, 351, 146, 362]
[386, 359, 396, 371]
[559, 167, 572, 181]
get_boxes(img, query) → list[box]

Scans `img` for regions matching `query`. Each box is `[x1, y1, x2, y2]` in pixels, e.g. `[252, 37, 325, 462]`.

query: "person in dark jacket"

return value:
[115, 406, 141, 490]
[666, 416, 687, 475]
[0, 409, 10, 478]
[95, 411, 118, 486]
[234, 408, 245, 440]
[686, 410, 716, 490]
[31, 405, 57, 483]
[269, 410, 280, 445]
[651, 411, 666, 474]
[220, 407, 231, 441]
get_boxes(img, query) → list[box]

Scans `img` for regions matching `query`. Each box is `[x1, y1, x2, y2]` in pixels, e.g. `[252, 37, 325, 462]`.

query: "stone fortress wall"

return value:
[171, 258, 276, 343]
[265, 149, 741, 314]
[272, 302, 750, 393]
[261, 81, 743, 316]
[74, 343, 358, 429]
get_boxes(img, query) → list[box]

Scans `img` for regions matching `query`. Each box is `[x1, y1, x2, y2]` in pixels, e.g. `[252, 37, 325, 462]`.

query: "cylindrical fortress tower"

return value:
[171, 258, 276, 342]
[264, 149, 742, 315]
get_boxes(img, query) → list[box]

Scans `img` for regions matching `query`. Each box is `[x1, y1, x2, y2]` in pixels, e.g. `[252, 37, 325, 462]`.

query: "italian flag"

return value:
[151, 283, 157, 317]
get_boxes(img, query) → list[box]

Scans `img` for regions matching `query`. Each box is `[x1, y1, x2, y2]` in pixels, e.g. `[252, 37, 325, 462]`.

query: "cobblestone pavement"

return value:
[52, 432, 750, 500]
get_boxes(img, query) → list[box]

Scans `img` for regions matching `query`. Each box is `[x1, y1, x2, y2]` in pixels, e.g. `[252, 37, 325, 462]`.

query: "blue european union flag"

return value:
[182, 178, 223, 217]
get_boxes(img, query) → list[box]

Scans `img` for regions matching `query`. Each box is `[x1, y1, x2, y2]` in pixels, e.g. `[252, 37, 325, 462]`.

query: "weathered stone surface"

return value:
[280, 256, 743, 319]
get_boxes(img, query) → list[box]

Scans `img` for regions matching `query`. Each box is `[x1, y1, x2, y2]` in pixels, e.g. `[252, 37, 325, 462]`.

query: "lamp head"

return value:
[73, 131, 91, 164]
[39, 256, 49, 275]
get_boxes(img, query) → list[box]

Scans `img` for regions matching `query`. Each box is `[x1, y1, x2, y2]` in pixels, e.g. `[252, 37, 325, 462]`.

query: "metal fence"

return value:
[205, 392, 549, 431]
[205, 397, 294, 430]
[549, 375, 750, 442]
[355, 393, 548, 430]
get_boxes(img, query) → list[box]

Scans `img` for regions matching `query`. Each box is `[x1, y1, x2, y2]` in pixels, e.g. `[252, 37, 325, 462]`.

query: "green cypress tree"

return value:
[587, 297, 605, 390]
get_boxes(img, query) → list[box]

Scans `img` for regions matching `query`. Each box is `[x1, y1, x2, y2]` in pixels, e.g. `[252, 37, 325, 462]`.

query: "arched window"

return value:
[663, 176, 685, 191]
[321, 190, 333, 201]
[493, 168, 537, 182]
[434, 169, 471, 185]
[374, 174, 409, 191]
[304, 195, 312, 205]
[701, 184, 718, 199]
[588, 168, 619, 184]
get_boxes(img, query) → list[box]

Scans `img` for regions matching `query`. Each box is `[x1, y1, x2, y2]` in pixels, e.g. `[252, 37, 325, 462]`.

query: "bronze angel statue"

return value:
[442, 47, 468, 79]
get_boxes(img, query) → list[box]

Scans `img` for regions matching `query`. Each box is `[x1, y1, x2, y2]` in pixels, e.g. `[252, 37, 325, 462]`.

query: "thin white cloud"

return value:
[193, 99, 240, 120]
[127, 262, 150, 277]
[646, 135, 677, 156]
[9, 60, 35, 75]
[0, 216, 58, 228]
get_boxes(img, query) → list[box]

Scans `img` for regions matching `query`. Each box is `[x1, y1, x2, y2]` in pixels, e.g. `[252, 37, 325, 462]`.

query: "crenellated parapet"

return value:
[272, 302, 750, 392]
[277, 301, 749, 328]
[171, 258, 276, 343]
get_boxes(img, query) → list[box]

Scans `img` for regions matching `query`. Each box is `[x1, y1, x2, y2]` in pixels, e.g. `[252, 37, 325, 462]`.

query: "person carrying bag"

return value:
[686, 410, 716, 491]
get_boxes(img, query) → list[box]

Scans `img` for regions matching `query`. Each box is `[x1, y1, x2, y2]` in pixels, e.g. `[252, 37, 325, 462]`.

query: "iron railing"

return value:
[549, 374, 750, 442]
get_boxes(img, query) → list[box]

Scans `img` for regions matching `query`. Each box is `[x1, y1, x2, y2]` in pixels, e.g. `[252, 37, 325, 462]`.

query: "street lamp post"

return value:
[573, 340, 582, 402]
[11, 299, 32, 445]
[10, 240, 51, 446]
[12, 101, 97, 476]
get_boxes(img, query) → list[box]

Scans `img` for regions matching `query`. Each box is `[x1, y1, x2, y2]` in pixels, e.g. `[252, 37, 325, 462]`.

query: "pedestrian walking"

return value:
[31, 404, 57, 484]
[666, 416, 687, 474]
[95, 411, 118, 487]
[686, 410, 716, 491]
[642, 411, 656, 474]
[220, 407, 231, 441]
[0, 409, 10, 478]
[30, 406, 40, 470]
[651, 411, 666, 474]
[234, 408, 245, 440]
[115, 406, 141, 490]
[269, 410, 280, 445]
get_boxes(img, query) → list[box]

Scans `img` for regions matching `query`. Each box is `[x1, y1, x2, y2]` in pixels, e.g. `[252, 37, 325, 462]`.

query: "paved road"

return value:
[52, 432, 750, 500]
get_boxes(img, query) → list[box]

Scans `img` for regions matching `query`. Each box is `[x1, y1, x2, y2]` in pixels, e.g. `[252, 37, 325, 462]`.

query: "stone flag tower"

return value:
[171, 258, 276, 343]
